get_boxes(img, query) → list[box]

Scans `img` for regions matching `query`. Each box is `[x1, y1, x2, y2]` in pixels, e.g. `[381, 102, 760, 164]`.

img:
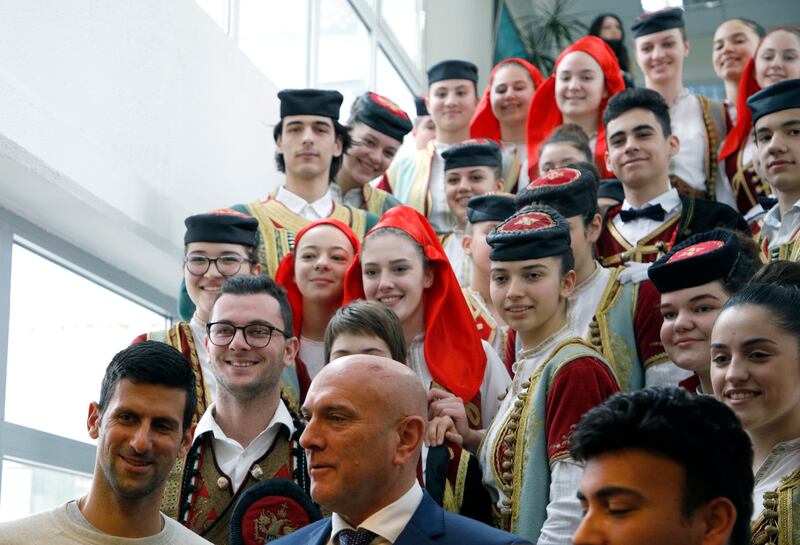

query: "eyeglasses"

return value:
[206, 321, 289, 348]
[184, 255, 251, 277]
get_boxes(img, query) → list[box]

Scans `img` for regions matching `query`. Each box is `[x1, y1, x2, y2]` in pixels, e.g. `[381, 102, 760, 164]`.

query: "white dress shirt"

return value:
[275, 185, 334, 220]
[752, 438, 800, 521]
[567, 264, 611, 340]
[407, 337, 510, 428]
[299, 335, 326, 378]
[429, 143, 457, 233]
[442, 230, 471, 286]
[193, 400, 295, 492]
[761, 197, 800, 248]
[612, 186, 682, 246]
[327, 482, 424, 545]
[189, 314, 216, 402]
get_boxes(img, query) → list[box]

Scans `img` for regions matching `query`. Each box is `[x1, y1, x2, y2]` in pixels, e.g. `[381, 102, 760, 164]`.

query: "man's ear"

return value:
[393, 416, 425, 466]
[177, 423, 196, 459]
[667, 134, 680, 160]
[88, 402, 102, 440]
[604, 150, 613, 175]
[695, 497, 737, 545]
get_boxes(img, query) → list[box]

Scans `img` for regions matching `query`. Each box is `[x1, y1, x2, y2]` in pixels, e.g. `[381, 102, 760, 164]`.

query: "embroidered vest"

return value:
[751, 466, 800, 545]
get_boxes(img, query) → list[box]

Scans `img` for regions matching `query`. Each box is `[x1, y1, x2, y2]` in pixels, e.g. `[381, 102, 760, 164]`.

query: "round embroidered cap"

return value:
[278, 88, 343, 120]
[184, 209, 259, 247]
[229, 478, 322, 545]
[631, 7, 685, 38]
[353, 92, 412, 142]
[427, 59, 479, 85]
[487, 204, 571, 261]
[467, 193, 516, 224]
[515, 163, 599, 217]
[442, 139, 502, 171]
[648, 229, 742, 293]
[747, 78, 800, 125]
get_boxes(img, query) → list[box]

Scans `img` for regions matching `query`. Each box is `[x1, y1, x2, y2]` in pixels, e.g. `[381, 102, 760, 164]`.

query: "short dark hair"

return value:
[210, 275, 295, 338]
[750, 260, 800, 286]
[603, 88, 672, 138]
[723, 17, 766, 38]
[99, 341, 197, 431]
[719, 229, 761, 294]
[323, 300, 407, 363]
[571, 387, 753, 545]
[540, 123, 593, 166]
[558, 249, 576, 277]
[721, 282, 800, 347]
[272, 118, 352, 180]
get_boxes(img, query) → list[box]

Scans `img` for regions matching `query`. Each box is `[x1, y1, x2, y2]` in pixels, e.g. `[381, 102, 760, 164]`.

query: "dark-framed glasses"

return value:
[206, 321, 289, 348]
[184, 254, 251, 276]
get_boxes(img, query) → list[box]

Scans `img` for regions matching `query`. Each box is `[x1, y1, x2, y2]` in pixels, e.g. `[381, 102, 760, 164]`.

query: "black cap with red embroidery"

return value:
[515, 163, 599, 217]
[487, 204, 571, 261]
[648, 229, 741, 293]
[352, 92, 412, 142]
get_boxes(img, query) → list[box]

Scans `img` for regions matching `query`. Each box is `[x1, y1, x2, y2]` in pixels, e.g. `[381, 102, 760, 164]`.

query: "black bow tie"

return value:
[619, 203, 666, 223]
[758, 196, 778, 210]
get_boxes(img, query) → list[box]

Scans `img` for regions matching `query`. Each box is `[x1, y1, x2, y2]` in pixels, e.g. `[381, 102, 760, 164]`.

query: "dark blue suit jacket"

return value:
[272, 492, 531, 545]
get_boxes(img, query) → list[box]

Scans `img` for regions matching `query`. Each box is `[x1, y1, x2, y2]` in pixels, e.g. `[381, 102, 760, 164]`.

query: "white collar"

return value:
[193, 400, 295, 446]
[330, 482, 424, 543]
[275, 185, 333, 218]
[621, 186, 681, 214]
[763, 197, 800, 228]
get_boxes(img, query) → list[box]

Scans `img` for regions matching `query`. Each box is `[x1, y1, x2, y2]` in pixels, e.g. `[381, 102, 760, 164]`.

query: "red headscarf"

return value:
[274, 218, 360, 337]
[526, 36, 625, 180]
[342, 206, 485, 403]
[470, 58, 545, 142]
[719, 58, 761, 162]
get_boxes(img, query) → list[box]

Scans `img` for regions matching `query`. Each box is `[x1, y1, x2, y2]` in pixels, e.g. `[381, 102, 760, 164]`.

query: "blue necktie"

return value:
[619, 203, 666, 222]
[337, 528, 377, 545]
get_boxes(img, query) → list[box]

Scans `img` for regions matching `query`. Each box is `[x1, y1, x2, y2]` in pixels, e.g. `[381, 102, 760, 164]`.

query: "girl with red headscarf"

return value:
[343, 206, 510, 430]
[719, 26, 800, 223]
[526, 36, 626, 181]
[275, 218, 359, 398]
[470, 58, 544, 191]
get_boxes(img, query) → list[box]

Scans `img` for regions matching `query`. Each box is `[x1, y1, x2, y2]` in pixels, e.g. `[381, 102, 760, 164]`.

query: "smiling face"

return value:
[277, 114, 342, 180]
[427, 79, 478, 135]
[753, 108, 800, 195]
[605, 107, 679, 190]
[294, 224, 355, 304]
[712, 20, 761, 83]
[755, 30, 800, 88]
[575, 449, 710, 545]
[445, 166, 503, 226]
[342, 122, 402, 185]
[360, 232, 433, 336]
[490, 63, 536, 128]
[206, 292, 298, 402]
[659, 281, 729, 374]
[711, 304, 800, 436]
[555, 51, 607, 121]
[489, 256, 575, 348]
[184, 242, 259, 320]
[635, 28, 689, 86]
[88, 379, 192, 503]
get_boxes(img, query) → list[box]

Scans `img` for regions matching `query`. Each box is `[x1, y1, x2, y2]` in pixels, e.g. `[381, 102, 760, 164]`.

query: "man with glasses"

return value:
[132, 210, 292, 422]
[161, 275, 314, 545]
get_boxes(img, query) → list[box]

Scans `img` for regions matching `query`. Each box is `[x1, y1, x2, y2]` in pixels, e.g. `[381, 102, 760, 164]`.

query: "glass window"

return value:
[4, 244, 168, 444]
[193, 0, 229, 31]
[239, 1, 309, 88]
[0, 458, 91, 521]
[380, 0, 421, 67]
[317, 0, 370, 115]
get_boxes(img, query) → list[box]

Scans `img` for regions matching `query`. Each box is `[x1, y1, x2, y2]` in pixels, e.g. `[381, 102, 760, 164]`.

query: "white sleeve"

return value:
[537, 458, 583, 545]
[480, 340, 511, 428]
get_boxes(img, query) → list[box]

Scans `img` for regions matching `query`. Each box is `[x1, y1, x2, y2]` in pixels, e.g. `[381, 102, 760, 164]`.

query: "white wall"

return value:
[0, 0, 283, 308]
[423, 0, 495, 91]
